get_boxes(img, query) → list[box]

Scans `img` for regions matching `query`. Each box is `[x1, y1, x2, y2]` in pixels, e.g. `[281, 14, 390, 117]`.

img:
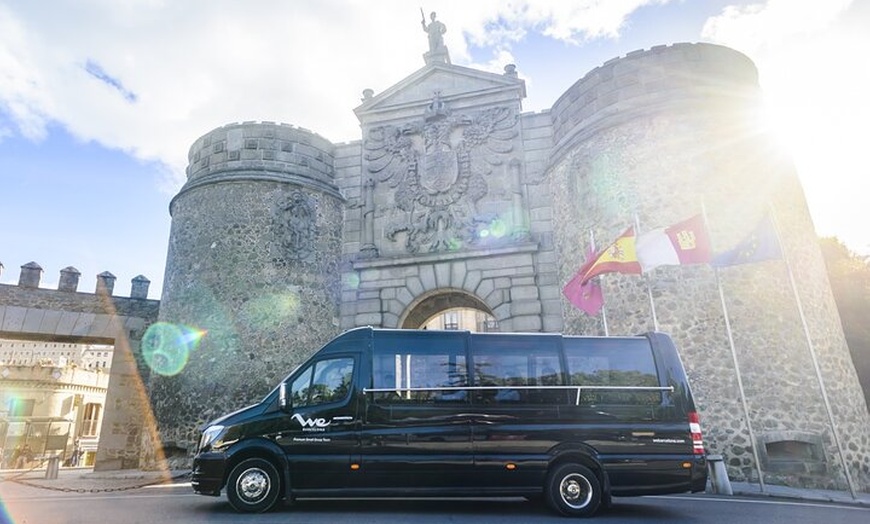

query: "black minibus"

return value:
[191, 327, 707, 517]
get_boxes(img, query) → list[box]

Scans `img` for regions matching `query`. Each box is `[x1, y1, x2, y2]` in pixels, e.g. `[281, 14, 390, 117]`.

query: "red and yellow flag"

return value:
[573, 227, 642, 284]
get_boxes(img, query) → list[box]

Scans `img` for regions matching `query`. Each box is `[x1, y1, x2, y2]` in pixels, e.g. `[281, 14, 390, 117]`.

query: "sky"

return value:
[0, 0, 867, 300]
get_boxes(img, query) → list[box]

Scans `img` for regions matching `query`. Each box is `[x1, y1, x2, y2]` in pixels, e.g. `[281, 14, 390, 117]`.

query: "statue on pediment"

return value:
[421, 11, 446, 52]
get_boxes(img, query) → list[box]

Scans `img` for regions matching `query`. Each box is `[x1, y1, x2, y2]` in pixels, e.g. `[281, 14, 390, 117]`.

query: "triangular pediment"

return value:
[355, 62, 526, 121]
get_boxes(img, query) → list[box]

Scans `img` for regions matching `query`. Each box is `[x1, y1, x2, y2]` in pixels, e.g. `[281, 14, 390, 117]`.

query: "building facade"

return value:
[153, 41, 870, 492]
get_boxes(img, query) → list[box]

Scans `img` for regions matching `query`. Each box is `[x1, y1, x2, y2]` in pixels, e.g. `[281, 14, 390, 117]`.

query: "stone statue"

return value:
[421, 10, 446, 52]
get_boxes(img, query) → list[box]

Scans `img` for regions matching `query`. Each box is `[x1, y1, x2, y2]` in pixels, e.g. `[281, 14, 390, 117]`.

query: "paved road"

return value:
[1, 481, 867, 524]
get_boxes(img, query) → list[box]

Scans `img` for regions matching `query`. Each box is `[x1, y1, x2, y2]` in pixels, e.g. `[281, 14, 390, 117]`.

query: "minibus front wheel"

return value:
[226, 457, 282, 513]
[545, 463, 601, 518]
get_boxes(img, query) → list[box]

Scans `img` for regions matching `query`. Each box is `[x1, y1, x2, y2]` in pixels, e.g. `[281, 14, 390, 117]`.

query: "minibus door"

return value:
[275, 355, 360, 490]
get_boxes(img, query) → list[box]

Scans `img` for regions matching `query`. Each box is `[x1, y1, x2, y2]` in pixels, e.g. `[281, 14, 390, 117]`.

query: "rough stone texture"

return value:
[153, 123, 344, 451]
[548, 43, 870, 491]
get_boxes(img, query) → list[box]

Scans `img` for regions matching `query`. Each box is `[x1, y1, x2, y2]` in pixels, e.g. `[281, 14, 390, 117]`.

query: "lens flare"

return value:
[239, 292, 301, 331]
[141, 322, 205, 376]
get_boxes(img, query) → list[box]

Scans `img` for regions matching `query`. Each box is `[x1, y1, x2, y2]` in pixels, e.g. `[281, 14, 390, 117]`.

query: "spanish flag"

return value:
[573, 227, 642, 284]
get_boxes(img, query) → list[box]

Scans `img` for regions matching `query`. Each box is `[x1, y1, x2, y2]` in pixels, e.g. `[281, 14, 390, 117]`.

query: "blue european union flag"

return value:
[711, 214, 782, 267]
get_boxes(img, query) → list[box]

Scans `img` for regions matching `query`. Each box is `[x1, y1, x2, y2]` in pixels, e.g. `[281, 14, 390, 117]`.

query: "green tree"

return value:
[820, 237, 870, 407]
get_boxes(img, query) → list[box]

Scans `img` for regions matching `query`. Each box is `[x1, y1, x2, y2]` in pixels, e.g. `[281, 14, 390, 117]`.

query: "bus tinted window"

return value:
[291, 357, 354, 407]
[564, 338, 660, 406]
[470, 334, 568, 404]
[372, 344, 468, 403]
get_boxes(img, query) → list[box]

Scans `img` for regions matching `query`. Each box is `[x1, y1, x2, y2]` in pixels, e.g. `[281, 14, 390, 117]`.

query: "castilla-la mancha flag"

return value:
[636, 214, 712, 273]
[571, 227, 642, 285]
[562, 248, 604, 316]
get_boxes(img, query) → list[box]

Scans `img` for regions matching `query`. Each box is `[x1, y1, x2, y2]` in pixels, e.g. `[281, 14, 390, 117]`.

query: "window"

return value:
[82, 403, 102, 436]
[373, 343, 468, 403]
[290, 357, 354, 407]
[470, 334, 565, 404]
[443, 311, 459, 330]
[564, 338, 660, 406]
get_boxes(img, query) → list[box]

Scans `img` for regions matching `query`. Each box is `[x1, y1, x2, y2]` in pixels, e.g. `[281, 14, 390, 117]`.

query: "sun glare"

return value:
[752, 26, 869, 253]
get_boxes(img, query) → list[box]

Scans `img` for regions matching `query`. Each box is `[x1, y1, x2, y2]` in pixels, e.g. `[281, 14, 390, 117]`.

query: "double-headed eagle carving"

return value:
[364, 95, 518, 253]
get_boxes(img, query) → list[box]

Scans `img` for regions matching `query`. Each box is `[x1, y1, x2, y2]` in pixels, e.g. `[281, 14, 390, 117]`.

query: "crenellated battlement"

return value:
[181, 122, 338, 200]
[0, 260, 151, 299]
[550, 42, 759, 164]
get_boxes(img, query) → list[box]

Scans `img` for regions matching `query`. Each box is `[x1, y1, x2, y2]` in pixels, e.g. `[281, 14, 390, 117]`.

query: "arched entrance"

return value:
[400, 289, 498, 331]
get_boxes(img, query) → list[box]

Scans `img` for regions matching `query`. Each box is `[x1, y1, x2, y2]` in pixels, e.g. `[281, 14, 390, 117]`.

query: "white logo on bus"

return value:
[292, 413, 331, 431]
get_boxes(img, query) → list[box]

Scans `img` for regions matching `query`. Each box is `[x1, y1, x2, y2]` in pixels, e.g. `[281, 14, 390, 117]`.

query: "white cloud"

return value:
[0, 0, 668, 190]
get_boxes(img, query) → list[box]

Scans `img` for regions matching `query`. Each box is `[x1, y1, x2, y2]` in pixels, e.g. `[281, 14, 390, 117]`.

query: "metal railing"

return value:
[364, 385, 673, 405]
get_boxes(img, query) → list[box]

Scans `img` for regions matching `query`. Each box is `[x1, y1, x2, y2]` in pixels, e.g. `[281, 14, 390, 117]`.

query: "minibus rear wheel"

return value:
[226, 457, 281, 513]
[545, 463, 601, 518]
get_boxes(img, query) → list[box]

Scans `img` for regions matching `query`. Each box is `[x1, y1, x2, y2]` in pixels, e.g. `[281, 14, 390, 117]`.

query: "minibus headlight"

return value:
[198, 425, 226, 452]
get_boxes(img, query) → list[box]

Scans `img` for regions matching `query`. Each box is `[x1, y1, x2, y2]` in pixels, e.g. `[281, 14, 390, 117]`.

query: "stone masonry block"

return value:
[494, 277, 512, 289]
[419, 265, 437, 291]
[355, 312, 383, 326]
[355, 299, 382, 314]
[451, 262, 467, 290]
[464, 270, 482, 294]
[383, 312, 400, 328]
[385, 299, 404, 317]
[407, 277, 424, 297]
[542, 315, 564, 333]
[510, 285, 540, 302]
[397, 287, 415, 307]
[434, 262, 450, 288]
[358, 290, 380, 300]
[511, 300, 542, 316]
[513, 276, 536, 287]
[493, 302, 512, 319]
[21, 308, 45, 333]
[475, 279, 495, 300]
[1, 306, 26, 332]
[512, 315, 543, 332]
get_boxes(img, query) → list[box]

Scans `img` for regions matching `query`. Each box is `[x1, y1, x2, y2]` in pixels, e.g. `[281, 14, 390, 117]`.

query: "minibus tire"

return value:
[545, 463, 601, 518]
[226, 457, 281, 513]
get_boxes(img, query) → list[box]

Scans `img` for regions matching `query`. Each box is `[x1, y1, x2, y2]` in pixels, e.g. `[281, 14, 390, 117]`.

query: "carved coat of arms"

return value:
[364, 93, 518, 253]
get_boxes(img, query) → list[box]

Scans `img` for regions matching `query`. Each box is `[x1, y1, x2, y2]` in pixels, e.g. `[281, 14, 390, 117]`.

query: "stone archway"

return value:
[400, 289, 494, 329]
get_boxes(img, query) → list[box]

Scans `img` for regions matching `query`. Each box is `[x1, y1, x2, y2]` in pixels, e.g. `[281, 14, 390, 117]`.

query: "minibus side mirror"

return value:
[278, 381, 290, 412]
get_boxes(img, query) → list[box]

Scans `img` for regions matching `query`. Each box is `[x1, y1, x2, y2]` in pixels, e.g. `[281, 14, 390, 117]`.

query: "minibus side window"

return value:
[290, 357, 354, 408]
[471, 343, 566, 404]
[565, 339, 660, 408]
[372, 346, 468, 404]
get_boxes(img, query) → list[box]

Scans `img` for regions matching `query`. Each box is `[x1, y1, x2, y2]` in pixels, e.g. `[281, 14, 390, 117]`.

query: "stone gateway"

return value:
[153, 34, 870, 494]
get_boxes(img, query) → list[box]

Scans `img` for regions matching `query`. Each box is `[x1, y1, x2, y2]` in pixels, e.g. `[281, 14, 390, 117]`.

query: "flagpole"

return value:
[769, 205, 857, 499]
[715, 269, 767, 491]
[590, 230, 609, 336]
[703, 202, 766, 491]
[634, 213, 659, 331]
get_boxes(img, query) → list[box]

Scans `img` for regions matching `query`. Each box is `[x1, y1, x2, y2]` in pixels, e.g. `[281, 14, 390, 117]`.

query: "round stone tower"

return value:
[152, 122, 344, 451]
[548, 43, 870, 491]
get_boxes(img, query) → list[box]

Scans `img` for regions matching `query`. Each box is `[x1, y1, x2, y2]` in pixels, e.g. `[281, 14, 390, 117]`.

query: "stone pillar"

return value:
[58, 266, 81, 292]
[152, 122, 344, 454]
[130, 275, 151, 299]
[96, 271, 116, 296]
[18, 261, 42, 288]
